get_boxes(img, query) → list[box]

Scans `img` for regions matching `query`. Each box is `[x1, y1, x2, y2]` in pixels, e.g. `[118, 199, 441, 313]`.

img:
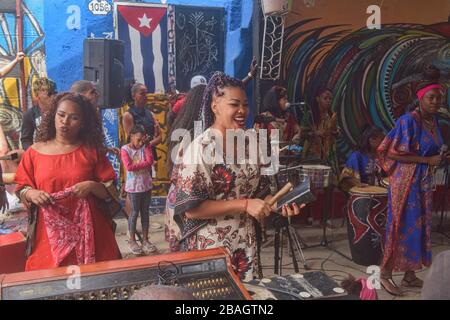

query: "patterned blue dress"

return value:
[378, 110, 443, 272]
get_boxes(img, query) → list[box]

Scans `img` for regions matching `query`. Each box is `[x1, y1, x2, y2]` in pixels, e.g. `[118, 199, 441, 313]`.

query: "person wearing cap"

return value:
[20, 77, 57, 150]
[168, 57, 258, 128]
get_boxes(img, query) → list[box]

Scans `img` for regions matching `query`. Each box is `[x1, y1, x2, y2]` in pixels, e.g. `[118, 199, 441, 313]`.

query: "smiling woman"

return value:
[171, 72, 302, 281]
[14, 93, 121, 271]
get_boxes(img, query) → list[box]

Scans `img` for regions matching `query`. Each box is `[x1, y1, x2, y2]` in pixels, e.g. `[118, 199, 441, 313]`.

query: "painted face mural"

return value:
[0, 1, 46, 149]
[283, 20, 450, 160]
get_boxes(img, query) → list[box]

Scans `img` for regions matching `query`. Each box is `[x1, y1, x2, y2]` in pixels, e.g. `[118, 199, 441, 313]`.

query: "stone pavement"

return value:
[114, 212, 450, 301]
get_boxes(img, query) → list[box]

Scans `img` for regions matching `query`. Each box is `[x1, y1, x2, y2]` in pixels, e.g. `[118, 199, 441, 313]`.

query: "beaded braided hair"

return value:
[200, 71, 245, 129]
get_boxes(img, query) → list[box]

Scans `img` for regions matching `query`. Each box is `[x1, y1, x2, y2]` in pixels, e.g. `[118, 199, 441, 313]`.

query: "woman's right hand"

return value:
[15, 52, 25, 62]
[427, 155, 444, 166]
[26, 189, 54, 207]
[245, 199, 272, 220]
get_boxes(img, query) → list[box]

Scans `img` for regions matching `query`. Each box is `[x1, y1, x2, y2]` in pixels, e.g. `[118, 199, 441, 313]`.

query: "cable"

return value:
[157, 261, 179, 286]
[320, 251, 334, 272]
[247, 283, 302, 299]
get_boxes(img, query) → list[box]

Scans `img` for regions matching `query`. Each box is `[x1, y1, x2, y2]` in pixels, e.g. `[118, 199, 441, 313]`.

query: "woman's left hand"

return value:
[72, 181, 95, 198]
[280, 202, 305, 217]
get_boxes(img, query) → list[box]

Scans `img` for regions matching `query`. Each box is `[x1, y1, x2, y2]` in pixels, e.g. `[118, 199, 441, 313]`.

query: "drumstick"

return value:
[258, 182, 293, 227]
[266, 182, 293, 206]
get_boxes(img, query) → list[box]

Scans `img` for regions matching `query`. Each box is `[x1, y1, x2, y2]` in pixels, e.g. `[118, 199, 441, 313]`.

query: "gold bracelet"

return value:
[19, 186, 32, 201]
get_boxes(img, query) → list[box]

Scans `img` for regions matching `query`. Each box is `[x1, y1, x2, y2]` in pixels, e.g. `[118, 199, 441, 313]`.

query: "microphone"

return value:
[440, 144, 448, 157]
[434, 144, 449, 170]
[285, 102, 305, 108]
[280, 145, 303, 152]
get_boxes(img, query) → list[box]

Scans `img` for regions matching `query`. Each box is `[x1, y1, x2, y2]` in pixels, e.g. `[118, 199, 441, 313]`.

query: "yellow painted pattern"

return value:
[118, 93, 170, 196]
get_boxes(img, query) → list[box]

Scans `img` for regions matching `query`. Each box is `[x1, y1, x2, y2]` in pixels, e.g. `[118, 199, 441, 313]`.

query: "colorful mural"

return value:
[283, 1, 450, 159]
[0, 0, 46, 149]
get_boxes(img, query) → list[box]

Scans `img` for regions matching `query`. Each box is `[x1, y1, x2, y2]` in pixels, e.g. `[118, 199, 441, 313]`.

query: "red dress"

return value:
[15, 144, 121, 271]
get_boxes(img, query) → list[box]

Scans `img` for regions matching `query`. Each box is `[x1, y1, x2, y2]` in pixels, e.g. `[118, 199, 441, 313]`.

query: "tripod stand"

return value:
[436, 163, 450, 240]
[272, 215, 309, 275]
[304, 184, 353, 261]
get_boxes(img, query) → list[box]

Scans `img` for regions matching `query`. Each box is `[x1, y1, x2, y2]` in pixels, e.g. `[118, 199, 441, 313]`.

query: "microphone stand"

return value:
[298, 105, 352, 261]
[436, 161, 450, 240]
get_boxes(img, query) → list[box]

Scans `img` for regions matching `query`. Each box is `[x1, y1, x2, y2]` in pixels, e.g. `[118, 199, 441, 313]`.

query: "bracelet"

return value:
[247, 72, 253, 78]
[19, 186, 32, 201]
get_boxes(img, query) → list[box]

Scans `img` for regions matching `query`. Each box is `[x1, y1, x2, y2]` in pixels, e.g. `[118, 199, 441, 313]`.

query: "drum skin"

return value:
[299, 165, 332, 189]
[346, 186, 388, 266]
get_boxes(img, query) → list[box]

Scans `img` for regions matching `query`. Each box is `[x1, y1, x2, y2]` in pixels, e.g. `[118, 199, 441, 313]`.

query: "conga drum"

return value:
[346, 186, 388, 266]
[298, 165, 332, 190]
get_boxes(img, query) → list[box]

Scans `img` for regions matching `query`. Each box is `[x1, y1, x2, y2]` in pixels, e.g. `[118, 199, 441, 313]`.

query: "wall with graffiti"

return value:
[0, 0, 254, 196]
[0, 0, 45, 150]
[283, 0, 450, 160]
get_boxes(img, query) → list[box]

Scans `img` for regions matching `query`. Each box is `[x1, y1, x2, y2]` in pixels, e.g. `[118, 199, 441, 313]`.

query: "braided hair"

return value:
[200, 71, 244, 129]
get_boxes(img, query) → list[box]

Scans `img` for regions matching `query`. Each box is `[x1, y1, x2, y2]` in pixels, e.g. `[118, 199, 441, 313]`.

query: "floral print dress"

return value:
[173, 128, 266, 281]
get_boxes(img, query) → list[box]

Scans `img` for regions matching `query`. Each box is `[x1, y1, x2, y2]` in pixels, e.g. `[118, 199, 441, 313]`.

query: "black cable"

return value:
[247, 283, 303, 299]
[320, 252, 334, 272]
[157, 261, 179, 286]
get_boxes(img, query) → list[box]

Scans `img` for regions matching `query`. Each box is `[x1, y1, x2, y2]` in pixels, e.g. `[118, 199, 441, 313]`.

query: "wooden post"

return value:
[15, 0, 27, 112]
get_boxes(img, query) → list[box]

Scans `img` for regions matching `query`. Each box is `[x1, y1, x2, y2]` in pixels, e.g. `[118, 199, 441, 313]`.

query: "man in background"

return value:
[20, 77, 56, 150]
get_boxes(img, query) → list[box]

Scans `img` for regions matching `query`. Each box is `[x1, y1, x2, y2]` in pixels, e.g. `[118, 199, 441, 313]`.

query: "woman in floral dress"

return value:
[172, 72, 302, 281]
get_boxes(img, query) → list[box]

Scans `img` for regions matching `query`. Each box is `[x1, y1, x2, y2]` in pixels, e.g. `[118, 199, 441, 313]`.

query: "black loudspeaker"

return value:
[0, 0, 16, 13]
[83, 38, 125, 108]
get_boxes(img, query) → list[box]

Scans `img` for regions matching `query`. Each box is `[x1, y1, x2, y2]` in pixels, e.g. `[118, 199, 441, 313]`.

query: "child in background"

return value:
[121, 125, 157, 255]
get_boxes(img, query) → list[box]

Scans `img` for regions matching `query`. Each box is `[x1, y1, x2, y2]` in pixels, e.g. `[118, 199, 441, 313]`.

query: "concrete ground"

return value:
[114, 212, 450, 301]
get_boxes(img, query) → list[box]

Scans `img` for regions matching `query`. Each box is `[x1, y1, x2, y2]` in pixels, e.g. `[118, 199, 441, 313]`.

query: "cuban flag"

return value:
[116, 4, 168, 93]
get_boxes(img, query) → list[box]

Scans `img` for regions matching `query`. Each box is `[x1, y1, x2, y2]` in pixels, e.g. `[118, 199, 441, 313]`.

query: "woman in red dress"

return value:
[15, 92, 121, 271]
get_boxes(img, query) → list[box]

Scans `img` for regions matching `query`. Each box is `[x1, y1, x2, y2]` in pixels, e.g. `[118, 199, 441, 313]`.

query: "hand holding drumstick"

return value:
[246, 183, 304, 223]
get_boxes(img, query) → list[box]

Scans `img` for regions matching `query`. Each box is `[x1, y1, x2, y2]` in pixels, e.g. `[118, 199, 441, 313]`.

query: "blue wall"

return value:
[42, 0, 254, 94]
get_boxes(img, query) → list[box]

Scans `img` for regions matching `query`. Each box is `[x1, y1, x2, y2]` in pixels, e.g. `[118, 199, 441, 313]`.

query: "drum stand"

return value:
[305, 185, 353, 262]
[273, 215, 309, 275]
[436, 163, 450, 240]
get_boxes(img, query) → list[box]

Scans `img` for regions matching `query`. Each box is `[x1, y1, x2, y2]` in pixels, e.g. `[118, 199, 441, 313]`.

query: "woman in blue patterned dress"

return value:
[378, 78, 449, 296]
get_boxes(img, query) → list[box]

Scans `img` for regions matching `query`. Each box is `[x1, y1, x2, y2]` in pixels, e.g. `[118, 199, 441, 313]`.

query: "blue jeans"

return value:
[128, 192, 151, 236]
